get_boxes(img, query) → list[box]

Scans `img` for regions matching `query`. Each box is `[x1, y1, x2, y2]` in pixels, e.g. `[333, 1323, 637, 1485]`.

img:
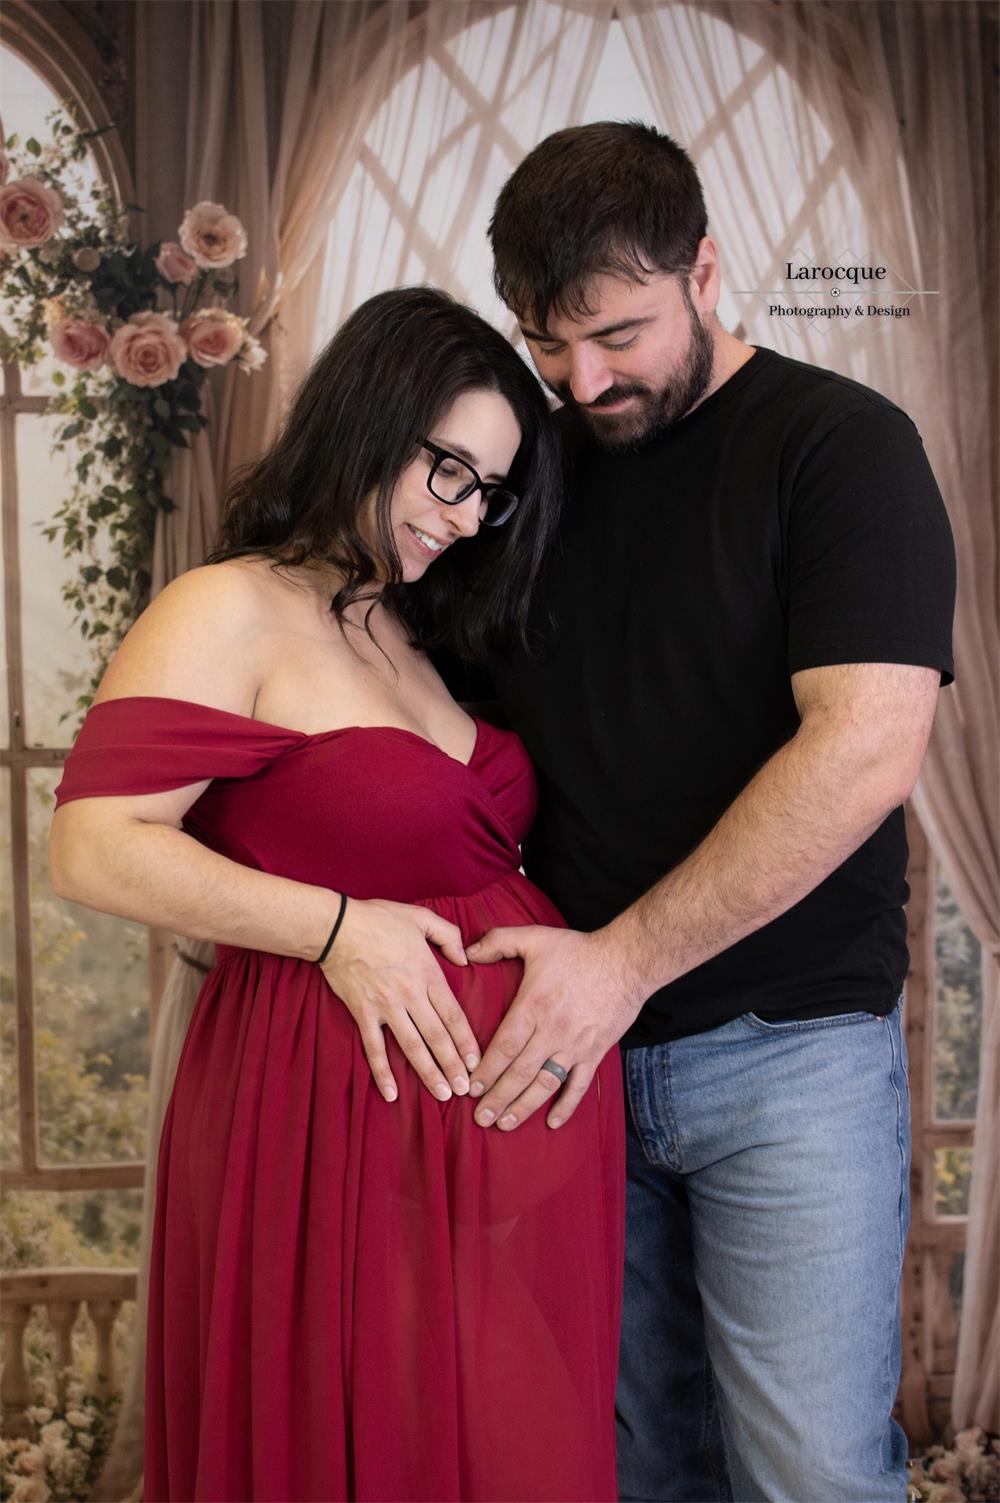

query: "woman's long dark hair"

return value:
[207, 287, 562, 660]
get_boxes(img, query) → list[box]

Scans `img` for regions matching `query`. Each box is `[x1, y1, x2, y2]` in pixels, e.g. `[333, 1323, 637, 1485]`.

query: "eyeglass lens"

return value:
[429, 454, 518, 526]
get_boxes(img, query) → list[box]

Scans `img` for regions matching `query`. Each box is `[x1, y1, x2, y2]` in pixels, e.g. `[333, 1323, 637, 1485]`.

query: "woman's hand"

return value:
[320, 898, 481, 1103]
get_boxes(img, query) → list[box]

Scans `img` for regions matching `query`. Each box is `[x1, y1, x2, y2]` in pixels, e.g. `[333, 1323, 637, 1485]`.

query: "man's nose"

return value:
[565, 344, 614, 406]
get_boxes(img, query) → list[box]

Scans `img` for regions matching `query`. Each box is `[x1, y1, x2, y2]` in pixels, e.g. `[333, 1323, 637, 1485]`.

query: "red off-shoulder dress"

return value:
[54, 696, 625, 1503]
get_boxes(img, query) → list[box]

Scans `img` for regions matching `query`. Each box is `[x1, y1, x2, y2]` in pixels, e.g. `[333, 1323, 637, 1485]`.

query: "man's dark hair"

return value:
[489, 121, 707, 331]
[208, 286, 561, 661]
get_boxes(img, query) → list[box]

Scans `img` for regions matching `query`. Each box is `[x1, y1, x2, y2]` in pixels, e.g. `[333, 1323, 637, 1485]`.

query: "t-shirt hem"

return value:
[788, 641, 955, 684]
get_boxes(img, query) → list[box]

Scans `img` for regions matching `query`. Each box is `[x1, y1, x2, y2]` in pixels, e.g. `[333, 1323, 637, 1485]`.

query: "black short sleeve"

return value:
[786, 404, 956, 684]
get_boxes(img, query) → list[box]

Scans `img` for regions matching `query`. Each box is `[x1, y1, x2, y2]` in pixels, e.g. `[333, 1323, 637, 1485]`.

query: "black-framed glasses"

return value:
[421, 439, 520, 527]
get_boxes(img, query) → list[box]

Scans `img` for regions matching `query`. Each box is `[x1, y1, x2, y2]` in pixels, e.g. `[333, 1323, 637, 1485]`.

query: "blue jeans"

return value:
[616, 999, 910, 1502]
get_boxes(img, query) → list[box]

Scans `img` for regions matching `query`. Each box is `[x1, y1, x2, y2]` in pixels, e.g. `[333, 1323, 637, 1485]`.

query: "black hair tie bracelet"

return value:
[316, 891, 348, 964]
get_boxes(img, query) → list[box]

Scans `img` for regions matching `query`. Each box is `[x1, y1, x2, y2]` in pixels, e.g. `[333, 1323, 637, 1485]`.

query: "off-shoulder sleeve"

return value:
[54, 696, 306, 806]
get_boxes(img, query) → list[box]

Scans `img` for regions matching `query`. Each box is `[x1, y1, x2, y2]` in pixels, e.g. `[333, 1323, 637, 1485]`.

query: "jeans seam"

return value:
[743, 1008, 880, 1034]
[626, 1045, 683, 1173]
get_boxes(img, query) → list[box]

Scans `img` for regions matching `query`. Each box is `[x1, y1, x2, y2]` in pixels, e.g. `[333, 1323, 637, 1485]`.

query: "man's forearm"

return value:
[601, 718, 914, 1004]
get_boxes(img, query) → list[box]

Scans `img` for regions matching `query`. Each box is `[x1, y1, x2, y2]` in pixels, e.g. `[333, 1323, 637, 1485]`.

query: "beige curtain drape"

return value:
[618, 0, 998, 1433]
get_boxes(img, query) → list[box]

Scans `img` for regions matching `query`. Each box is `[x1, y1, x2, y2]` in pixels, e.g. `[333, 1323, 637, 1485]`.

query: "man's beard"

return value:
[549, 293, 715, 451]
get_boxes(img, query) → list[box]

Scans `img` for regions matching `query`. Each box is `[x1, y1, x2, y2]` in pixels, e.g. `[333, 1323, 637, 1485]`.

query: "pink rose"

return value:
[180, 307, 245, 367]
[0, 175, 65, 248]
[109, 310, 186, 387]
[155, 240, 197, 285]
[50, 317, 111, 372]
[178, 200, 247, 269]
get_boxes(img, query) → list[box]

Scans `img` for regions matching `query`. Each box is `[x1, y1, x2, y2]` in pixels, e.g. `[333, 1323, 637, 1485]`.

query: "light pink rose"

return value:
[50, 317, 111, 372]
[155, 240, 197, 285]
[180, 307, 245, 367]
[0, 175, 65, 248]
[178, 200, 247, 269]
[109, 310, 186, 387]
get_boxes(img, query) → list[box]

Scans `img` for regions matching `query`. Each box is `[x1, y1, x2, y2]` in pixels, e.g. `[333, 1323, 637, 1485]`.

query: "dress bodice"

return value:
[54, 696, 538, 902]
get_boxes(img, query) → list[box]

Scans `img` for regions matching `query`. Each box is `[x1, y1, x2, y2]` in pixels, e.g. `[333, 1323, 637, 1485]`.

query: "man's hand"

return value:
[321, 898, 481, 1104]
[463, 925, 643, 1130]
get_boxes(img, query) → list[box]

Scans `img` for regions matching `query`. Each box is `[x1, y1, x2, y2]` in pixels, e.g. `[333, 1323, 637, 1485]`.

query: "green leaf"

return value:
[5, 134, 19, 149]
[26, 138, 41, 156]
[81, 565, 102, 584]
[105, 567, 130, 591]
[77, 397, 97, 420]
[175, 413, 201, 432]
[89, 620, 110, 636]
[60, 422, 82, 440]
[153, 398, 171, 420]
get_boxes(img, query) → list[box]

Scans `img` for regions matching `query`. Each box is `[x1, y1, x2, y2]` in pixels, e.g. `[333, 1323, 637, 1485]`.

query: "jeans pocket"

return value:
[743, 1008, 880, 1033]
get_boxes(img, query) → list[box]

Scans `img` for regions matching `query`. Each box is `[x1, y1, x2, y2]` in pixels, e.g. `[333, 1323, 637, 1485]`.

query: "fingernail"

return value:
[499, 1114, 517, 1130]
[476, 1108, 495, 1126]
[384, 1086, 397, 1102]
[434, 1083, 452, 1101]
[469, 1080, 485, 1097]
[452, 1075, 469, 1094]
[465, 1054, 480, 1070]
[549, 1117, 563, 1129]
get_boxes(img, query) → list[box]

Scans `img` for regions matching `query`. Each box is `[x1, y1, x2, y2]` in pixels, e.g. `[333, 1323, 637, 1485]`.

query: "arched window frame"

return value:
[2, 1, 147, 1194]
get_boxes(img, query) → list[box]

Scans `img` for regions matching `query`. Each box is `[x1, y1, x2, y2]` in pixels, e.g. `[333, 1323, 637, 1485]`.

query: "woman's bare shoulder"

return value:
[92, 560, 278, 711]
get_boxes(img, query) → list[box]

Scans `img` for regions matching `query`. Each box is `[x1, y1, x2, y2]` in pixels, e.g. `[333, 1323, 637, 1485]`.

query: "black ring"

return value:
[539, 1058, 569, 1085]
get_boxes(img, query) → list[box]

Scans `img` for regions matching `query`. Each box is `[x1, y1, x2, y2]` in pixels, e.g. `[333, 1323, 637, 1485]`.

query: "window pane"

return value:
[2, 1186, 141, 1388]
[0, 770, 18, 1167]
[933, 1146, 973, 1217]
[17, 412, 101, 746]
[2, 1186, 144, 1269]
[28, 769, 149, 1166]
[1, 45, 103, 397]
[932, 863, 982, 1121]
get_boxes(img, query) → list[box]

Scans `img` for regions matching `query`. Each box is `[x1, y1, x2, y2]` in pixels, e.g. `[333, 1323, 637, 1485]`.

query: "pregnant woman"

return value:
[49, 288, 625, 1503]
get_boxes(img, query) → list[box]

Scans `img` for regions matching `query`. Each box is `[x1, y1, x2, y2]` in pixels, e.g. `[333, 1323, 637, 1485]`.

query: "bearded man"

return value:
[461, 121, 956, 1503]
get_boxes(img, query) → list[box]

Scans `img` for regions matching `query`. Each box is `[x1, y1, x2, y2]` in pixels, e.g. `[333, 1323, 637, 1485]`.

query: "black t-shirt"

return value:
[484, 346, 956, 1046]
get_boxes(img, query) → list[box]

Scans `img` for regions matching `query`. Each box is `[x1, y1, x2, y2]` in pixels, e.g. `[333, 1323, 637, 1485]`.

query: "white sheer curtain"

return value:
[617, 0, 998, 1433]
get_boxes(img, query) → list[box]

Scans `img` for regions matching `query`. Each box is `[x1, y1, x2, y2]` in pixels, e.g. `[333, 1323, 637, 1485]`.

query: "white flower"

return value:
[10, 1477, 50, 1503]
[39, 1419, 69, 1447]
[76, 1432, 94, 1452]
[238, 332, 268, 372]
[13, 1446, 46, 1474]
[64, 1407, 92, 1428]
[26, 1406, 53, 1425]
[37, 240, 64, 265]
